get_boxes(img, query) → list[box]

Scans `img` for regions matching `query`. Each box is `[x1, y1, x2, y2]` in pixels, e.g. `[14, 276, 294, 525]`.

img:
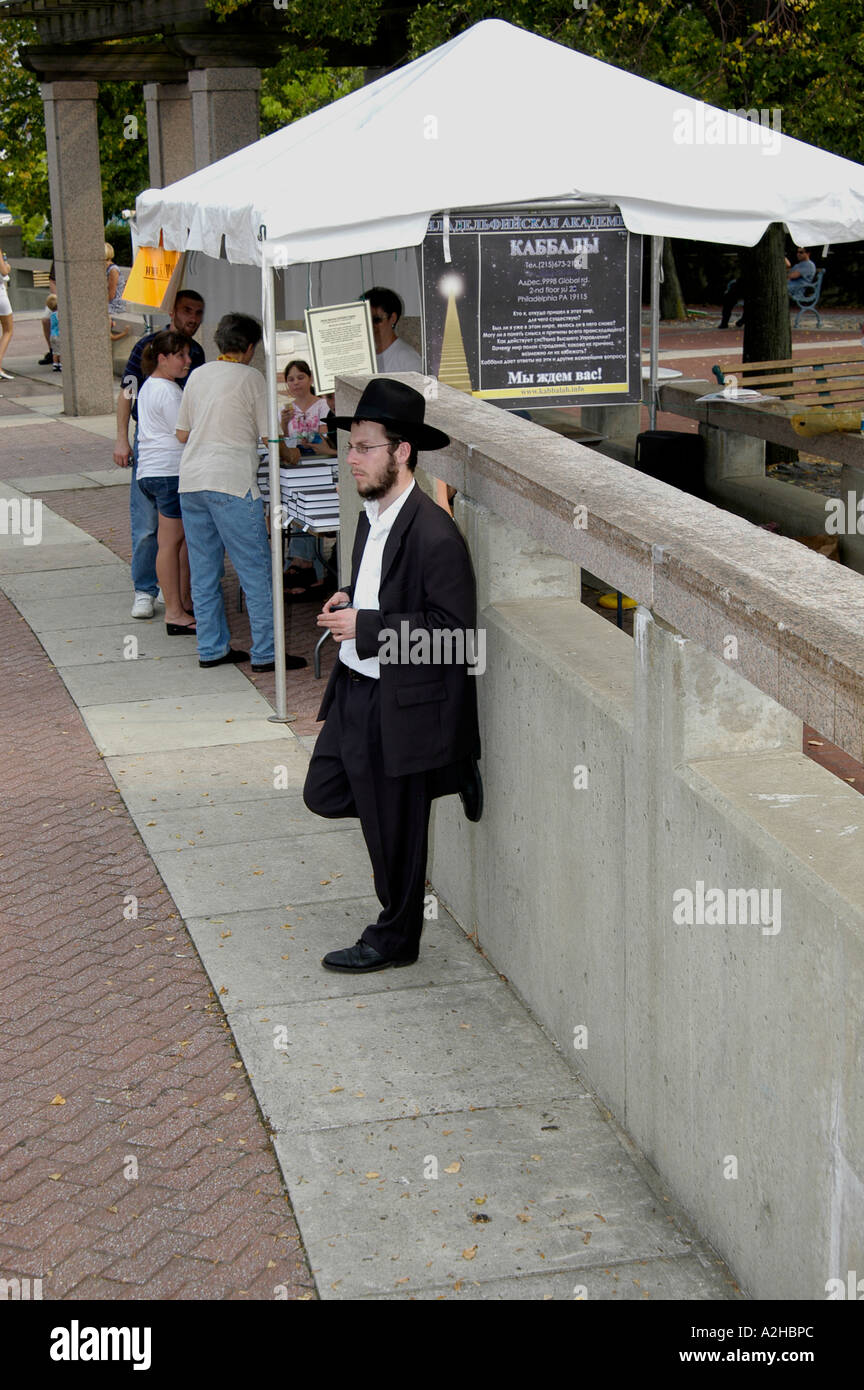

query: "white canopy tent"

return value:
[136, 17, 864, 716]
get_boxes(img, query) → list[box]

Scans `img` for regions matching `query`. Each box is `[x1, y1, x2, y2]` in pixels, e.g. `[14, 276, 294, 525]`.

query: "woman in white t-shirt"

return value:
[136, 329, 195, 635]
[0, 244, 14, 381]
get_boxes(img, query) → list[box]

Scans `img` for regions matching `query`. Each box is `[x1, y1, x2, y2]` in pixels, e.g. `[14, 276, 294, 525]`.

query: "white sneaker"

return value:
[131, 592, 155, 619]
[0, 369, 14, 381]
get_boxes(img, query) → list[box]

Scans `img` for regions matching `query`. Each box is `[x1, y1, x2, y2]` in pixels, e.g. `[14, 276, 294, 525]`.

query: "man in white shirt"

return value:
[303, 379, 482, 974]
[361, 286, 422, 373]
[175, 312, 307, 673]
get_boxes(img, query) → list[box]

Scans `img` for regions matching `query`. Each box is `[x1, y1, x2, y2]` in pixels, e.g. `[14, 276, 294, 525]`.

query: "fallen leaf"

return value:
[452, 1279, 463, 1292]
[474, 1196, 486, 1206]
[594, 1213, 607, 1223]
[583, 1231, 592, 1245]
[444, 1161, 461, 1174]
[330, 1086, 343, 1094]
[462, 1245, 478, 1260]
[366, 1171, 380, 1179]
[50, 1095, 66, 1106]
[49, 1173, 62, 1181]
[222, 1092, 237, 1101]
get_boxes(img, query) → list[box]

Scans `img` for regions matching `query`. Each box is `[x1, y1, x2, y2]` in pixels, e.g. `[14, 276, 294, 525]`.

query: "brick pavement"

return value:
[0, 588, 315, 1300]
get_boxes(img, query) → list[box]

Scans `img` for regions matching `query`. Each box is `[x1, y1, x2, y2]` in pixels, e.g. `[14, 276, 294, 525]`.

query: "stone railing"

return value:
[333, 372, 864, 1302]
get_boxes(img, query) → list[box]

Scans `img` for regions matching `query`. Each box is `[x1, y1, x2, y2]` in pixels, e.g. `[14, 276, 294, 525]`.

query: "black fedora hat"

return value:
[330, 378, 450, 452]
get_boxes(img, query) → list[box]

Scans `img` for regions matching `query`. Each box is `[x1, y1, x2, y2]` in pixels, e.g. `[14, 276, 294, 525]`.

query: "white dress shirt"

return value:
[339, 480, 416, 679]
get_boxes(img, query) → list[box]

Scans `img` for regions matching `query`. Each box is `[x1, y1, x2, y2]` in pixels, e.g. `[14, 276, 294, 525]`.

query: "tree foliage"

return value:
[0, 17, 148, 246]
[261, 52, 364, 135]
[407, 0, 864, 163]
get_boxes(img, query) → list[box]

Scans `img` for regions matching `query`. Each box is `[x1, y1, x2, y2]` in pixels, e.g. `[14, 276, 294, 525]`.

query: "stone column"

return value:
[188, 68, 261, 170]
[41, 81, 114, 416]
[143, 83, 195, 188]
[579, 402, 642, 446]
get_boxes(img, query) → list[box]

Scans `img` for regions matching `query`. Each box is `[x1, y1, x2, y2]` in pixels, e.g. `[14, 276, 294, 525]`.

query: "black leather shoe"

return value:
[199, 648, 249, 668]
[251, 654, 308, 672]
[459, 758, 483, 822]
[322, 941, 417, 973]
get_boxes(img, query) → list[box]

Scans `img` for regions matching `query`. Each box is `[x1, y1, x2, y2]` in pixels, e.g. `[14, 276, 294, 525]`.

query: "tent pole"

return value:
[649, 236, 662, 431]
[261, 244, 291, 722]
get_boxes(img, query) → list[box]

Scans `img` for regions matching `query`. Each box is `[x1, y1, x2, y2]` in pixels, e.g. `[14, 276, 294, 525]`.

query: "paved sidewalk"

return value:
[0, 580, 313, 1299]
[0, 355, 742, 1298]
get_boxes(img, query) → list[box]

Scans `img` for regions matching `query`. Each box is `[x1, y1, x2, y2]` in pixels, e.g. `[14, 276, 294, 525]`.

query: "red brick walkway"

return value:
[0, 589, 315, 1300]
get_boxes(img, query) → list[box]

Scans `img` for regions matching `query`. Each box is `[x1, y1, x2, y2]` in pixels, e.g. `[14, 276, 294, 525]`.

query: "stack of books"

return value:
[257, 460, 339, 532]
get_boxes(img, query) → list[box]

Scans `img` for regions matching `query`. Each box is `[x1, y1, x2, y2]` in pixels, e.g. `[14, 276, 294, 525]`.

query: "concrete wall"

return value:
[429, 590, 864, 1300]
[334, 371, 864, 1300]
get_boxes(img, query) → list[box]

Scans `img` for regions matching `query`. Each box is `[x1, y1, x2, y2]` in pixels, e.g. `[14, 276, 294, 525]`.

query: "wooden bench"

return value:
[712, 349, 864, 435]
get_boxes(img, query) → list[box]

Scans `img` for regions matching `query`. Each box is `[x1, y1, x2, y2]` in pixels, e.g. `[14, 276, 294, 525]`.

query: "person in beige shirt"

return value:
[175, 311, 306, 673]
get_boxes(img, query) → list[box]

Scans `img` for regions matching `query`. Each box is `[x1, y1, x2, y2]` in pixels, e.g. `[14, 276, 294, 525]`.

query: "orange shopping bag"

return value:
[123, 246, 182, 309]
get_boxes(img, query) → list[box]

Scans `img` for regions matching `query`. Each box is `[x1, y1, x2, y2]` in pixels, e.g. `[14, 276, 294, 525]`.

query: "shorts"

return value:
[50, 334, 60, 353]
[137, 473, 182, 520]
[0, 285, 11, 316]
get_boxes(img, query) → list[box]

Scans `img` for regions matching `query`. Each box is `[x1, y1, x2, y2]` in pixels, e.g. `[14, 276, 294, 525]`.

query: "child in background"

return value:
[46, 294, 60, 372]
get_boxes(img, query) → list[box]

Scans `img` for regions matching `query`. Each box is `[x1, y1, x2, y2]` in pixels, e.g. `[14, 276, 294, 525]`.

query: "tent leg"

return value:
[261, 252, 292, 722]
[648, 235, 663, 432]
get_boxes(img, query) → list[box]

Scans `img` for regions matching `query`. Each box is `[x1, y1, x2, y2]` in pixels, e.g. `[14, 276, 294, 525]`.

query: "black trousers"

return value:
[720, 278, 744, 327]
[302, 666, 432, 960]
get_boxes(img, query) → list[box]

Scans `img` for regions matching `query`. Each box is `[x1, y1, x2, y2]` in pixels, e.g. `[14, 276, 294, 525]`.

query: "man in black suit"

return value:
[303, 378, 482, 973]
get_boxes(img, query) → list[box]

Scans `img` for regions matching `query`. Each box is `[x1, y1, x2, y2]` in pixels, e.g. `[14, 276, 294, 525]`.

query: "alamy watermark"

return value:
[0, 1276, 42, 1299]
[672, 881, 781, 935]
[673, 106, 782, 157]
[377, 621, 486, 675]
[0, 497, 42, 546]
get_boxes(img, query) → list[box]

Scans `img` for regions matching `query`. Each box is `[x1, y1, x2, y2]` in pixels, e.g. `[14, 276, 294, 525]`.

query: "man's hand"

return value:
[316, 593, 357, 642]
[113, 438, 131, 468]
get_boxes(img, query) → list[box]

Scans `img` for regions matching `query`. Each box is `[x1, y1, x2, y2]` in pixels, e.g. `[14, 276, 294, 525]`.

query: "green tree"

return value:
[0, 18, 48, 230]
[0, 17, 148, 248]
[261, 52, 364, 134]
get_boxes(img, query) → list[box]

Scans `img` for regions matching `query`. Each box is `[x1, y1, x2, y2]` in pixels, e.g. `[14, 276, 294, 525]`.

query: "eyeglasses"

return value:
[348, 442, 394, 456]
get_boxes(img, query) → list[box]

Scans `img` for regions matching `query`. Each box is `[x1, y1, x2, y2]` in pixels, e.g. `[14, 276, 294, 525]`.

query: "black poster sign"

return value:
[420, 207, 642, 408]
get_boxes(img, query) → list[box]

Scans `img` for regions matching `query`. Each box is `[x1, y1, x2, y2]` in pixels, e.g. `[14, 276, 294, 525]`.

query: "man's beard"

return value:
[356, 454, 399, 500]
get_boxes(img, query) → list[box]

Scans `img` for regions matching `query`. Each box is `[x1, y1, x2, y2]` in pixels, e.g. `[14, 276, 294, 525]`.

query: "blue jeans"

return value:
[179, 489, 275, 664]
[130, 429, 159, 597]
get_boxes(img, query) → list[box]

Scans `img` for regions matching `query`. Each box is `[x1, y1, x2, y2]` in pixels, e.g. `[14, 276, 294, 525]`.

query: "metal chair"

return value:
[790, 268, 825, 328]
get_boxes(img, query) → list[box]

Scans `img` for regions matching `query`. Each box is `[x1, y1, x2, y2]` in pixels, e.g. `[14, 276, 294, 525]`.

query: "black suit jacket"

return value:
[317, 484, 481, 779]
